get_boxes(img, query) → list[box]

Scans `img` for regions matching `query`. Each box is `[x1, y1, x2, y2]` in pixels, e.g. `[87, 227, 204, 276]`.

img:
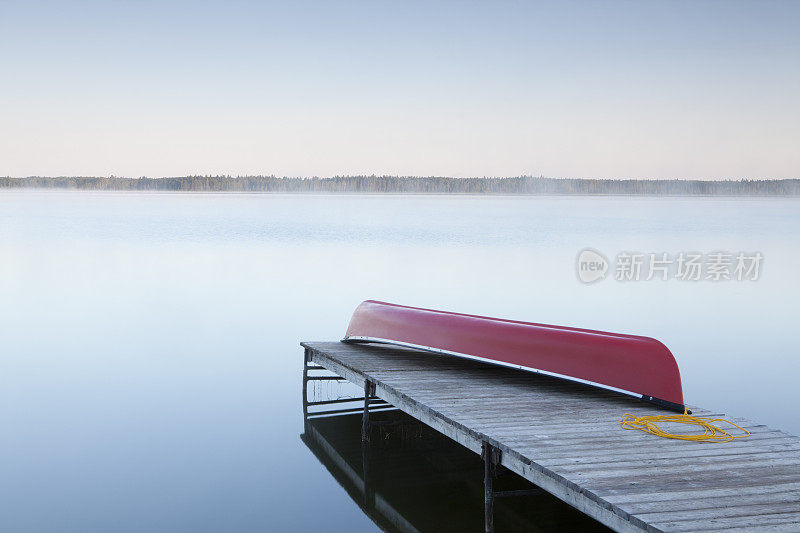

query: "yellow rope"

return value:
[619, 408, 750, 443]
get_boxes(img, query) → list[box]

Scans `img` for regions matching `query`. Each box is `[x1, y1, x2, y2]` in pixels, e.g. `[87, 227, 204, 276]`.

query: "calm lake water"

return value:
[1, 191, 798, 532]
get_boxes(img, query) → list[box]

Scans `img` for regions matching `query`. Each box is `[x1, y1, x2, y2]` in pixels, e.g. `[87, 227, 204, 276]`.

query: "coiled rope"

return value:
[619, 408, 750, 443]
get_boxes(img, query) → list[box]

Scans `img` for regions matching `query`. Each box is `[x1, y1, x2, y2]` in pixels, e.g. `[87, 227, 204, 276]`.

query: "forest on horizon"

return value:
[1, 175, 798, 196]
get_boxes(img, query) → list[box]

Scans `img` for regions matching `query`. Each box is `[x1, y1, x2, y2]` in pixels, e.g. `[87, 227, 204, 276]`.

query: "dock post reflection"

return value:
[482, 442, 498, 533]
[362, 379, 376, 510]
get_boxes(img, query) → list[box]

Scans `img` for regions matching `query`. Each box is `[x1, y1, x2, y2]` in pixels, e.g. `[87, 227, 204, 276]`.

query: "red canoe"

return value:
[343, 300, 686, 412]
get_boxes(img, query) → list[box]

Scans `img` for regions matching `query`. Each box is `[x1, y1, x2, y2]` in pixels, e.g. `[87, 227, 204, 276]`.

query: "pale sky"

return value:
[1, 1, 798, 179]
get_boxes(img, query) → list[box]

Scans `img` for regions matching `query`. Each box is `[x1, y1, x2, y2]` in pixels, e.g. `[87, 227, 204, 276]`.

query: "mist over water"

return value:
[1, 191, 798, 531]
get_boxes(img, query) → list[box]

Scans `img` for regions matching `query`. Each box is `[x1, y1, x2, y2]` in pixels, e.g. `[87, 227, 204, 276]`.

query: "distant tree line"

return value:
[0, 175, 798, 196]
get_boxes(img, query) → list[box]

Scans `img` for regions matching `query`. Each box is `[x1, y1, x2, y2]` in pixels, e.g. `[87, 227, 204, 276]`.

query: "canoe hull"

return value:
[343, 300, 685, 411]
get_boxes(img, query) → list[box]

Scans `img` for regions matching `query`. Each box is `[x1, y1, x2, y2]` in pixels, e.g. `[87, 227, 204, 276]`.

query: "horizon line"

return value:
[3, 175, 799, 182]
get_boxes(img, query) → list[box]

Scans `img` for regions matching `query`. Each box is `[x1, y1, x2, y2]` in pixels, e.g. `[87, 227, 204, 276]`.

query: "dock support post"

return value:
[362, 380, 376, 443]
[302, 348, 310, 420]
[482, 441, 501, 533]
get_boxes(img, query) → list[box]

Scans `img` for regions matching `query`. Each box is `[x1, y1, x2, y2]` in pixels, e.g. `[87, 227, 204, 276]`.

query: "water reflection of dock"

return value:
[301, 341, 800, 532]
[301, 356, 607, 532]
[301, 402, 609, 532]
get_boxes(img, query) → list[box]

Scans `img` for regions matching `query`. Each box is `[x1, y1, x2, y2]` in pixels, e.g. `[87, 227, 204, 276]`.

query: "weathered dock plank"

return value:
[301, 341, 800, 533]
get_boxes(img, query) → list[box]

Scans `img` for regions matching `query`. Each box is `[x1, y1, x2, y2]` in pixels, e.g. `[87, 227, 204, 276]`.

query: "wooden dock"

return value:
[301, 341, 800, 533]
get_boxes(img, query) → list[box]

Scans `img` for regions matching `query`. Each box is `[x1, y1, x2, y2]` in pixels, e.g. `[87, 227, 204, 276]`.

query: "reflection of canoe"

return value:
[343, 300, 686, 412]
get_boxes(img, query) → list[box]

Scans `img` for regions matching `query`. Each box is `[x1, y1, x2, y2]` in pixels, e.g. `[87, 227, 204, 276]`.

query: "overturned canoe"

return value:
[343, 300, 686, 412]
